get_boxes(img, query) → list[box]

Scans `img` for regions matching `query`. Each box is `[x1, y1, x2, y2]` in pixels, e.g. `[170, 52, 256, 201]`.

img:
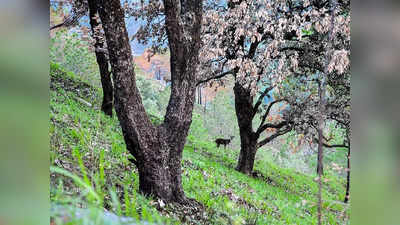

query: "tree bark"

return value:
[233, 82, 291, 175]
[236, 135, 258, 175]
[96, 0, 202, 203]
[233, 83, 260, 175]
[88, 0, 113, 117]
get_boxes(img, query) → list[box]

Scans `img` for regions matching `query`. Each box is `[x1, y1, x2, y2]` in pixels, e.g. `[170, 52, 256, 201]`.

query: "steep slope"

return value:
[50, 63, 349, 225]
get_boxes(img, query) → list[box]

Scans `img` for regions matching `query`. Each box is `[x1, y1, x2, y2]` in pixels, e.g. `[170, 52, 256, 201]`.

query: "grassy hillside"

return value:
[50, 63, 350, 225]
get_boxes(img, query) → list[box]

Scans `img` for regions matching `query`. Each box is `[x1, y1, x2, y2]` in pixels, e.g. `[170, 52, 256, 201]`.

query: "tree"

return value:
[287, 0, 350, 206]
[50, 0, 114, 117]
[87, 0, 113, 117]
[267, 0, 350, 221]
[197, 0, 350, 179]
[127, 0, 294, 175]
[197, 0, 316, 175]
[96, 0, 203, 203]
[125, 0, 350, 178]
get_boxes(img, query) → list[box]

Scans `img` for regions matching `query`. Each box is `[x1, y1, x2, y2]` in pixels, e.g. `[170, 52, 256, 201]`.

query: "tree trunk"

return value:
[161, 0, 202, 201]
[199, 87, 202, 105]
[236, 135, 258, 175]
[204, 94, 207, 113]
[87, 0, 113, 117]
[344, 147, 350, 203]
[317, 127, 325, 175]
[96, 0, 202, 203]
[317, 2, 335, 223]
[233, 83, 259, 175]
[316, 74, 326, 225]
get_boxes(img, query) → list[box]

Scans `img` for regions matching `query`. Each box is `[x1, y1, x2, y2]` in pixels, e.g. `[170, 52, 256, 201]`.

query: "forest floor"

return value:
[49, 63, 350, 225]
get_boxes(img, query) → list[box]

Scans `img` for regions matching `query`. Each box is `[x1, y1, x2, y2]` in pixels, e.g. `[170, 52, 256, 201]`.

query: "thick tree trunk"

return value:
[96, 0, 202, 203]
[88, 0, 113, 117]
[344, 147, 350, 203]
[233, 83, 260, 175]
[236, 135, 258, 175]
[161, 0, 202, 201]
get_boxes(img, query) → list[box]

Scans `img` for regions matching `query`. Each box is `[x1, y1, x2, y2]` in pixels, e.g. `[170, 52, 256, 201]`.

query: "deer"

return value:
[215, 136, 235, 149]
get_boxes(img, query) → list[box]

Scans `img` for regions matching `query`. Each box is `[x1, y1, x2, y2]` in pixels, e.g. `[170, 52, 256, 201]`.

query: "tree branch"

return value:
[196, 69, 234, 86]
[252, 86, 275, 118]
[257, 120, 289, 135]
[313, 138, 349, 149]
[246, 29, 273, 59]
[50, 22, 66, 31]
[50, 9, 86, 31]
[246, 39, 261, 59]
[257, 125, 292, 148]
[324, 142, 349, 149]
[256, 99, 288, 133]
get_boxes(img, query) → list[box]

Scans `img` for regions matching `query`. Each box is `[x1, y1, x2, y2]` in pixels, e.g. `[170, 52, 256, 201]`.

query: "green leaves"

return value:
[50, 166, 101, 204]
[301, 28, 314, 36]
[50, 30, 99, 87]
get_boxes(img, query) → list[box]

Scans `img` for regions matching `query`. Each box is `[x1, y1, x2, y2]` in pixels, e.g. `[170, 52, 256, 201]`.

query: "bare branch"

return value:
[196, 69, 234, 86]
[313, 137, 349, 149]
[50, 1, 87, 31]
[257, 125, 292, 148]
[257, 120, 289, 136]
[252, 86, 275, 118]
[256, 99, 288, 133]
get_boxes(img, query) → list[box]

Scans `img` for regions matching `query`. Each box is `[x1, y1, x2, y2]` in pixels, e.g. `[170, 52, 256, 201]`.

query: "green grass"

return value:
[49, 63, 350, 225]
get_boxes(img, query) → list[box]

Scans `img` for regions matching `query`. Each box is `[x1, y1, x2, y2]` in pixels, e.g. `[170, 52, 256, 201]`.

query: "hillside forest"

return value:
[49, 0, 351, 224]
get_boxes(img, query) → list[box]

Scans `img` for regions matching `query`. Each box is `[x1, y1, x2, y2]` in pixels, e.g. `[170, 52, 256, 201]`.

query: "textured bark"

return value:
[236, 136, 258, 175]
[162, 0, 203, 202]
[88, 0, 113, 117]
[233, 83, 260, 175]
[96, 0, 202, 203]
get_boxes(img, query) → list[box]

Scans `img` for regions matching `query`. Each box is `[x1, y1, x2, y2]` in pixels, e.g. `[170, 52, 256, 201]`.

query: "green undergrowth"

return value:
[50, 63, 349, 225]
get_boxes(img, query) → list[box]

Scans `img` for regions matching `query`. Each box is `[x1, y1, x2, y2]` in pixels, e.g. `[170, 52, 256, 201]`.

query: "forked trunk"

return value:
[96, 0, 202, 203]
[88, 0, 113, 117]
[133, 128, 187, 202]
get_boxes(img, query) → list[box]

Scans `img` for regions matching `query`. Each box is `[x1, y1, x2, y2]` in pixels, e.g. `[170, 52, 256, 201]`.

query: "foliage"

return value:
[50, 29, 100, 87]
[50, 63, 180, 224]
[50, 62, 349, 225]
[49, 0, 351, 222]
[136, 74, 170, 118]
[106, 0, 350, 176]
[198, 0, 350, 147]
